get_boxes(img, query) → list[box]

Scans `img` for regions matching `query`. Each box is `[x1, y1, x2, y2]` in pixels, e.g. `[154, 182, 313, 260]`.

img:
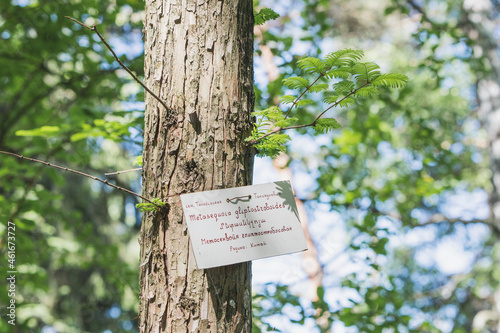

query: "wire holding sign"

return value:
[226, 195, 252, 203]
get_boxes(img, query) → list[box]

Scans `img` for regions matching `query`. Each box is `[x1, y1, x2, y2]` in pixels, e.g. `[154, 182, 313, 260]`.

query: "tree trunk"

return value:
[463, 1, 500, 331]
[138, 0, 254, 331]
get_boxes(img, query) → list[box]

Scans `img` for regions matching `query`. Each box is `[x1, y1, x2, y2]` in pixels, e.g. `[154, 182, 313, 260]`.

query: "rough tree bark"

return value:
[138, 0, 254, 331]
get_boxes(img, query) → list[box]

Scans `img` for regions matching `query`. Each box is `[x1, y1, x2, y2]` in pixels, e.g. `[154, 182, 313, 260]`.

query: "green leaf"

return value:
[70, 131, 99, 142]
[133, 156, 143, 166]
[295, 99, 314, 107]
[15, 126, 61, 137]
[352, 62, 381, 82]
[371, 73, 409, 88]
[317, 286, 326, 301]
[254, 133, 291, 158]
[314, 118, 342, 133]
[324, 49, 364, 68]
[337, 97, 355, 107]
[297, 57, 327, 74]
[136, 198, 166, 212]
[333, 81, 355, 94]
[279, 95, 296, 104]
[264, 110, 285, 122]
[323, 95, 338, 104]
[308, 83, 329, 93]
[252, 106, 282, 116]
[274, 117, 298, 128]
[254, 8, 280, 26]
[354, 86, 380, 97]
[282, 76, 309, 89]
[324, 67, 352, 79]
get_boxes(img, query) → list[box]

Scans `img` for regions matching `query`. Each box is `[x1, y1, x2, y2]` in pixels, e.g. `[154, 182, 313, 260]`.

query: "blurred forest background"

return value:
[1, 0, 499, 332]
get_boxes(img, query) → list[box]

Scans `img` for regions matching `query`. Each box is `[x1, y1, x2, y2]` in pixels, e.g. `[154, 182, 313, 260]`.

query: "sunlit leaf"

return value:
[314, 118, 342, 133]
[254, 8, 280, 26]
[282, 76, 309, 89]
[325, 49, 364, 67]
[371, 73, 409, 88]
[297, 56, 327, 74]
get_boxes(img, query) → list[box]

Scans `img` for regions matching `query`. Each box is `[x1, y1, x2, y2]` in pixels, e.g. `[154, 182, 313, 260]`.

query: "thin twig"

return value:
[249, 82, 370, 144]
[283, 74, 324, 119]
[313, 81, 370, 121]
[0, 150, 160, 207]
[105, 168, 142, 176]
[65, 16, 170, 111]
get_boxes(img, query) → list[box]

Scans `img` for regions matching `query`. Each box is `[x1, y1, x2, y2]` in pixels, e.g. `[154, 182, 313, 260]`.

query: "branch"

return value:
[419, 213, 493, 227]
[0, 150, 161, 208]
[248, 82, 370, 144]
[283, 74, 324, 119]
[65, 16, 170, 112]
[7, 141, 67, 222]
[378, 208, 500, 237]
[105, 168, 142, 176]
[418, 214, 500, 241]
[313, 81, 370, 121]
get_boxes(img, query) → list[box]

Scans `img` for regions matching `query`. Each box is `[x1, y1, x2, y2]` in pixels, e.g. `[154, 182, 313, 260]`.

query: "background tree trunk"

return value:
[138, 0, 254, 331]
[464, 1, 500, 330]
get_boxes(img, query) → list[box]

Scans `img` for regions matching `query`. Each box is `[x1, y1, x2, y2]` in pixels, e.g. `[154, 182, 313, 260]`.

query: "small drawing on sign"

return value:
[226, 195, 252, 204]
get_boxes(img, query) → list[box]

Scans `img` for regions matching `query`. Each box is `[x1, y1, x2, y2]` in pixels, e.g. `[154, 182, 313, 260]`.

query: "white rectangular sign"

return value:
[181, 181, 307, 269]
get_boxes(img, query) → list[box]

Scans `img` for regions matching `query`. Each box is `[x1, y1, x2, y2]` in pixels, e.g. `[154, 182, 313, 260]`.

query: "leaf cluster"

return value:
[248, 49, 408, 157]
[0, 1, 146, 332]
[245, 106, 297, 158]
[15, 115, 142, 143]
[135, 198, 166, 212]
[254, 8, 280, 26]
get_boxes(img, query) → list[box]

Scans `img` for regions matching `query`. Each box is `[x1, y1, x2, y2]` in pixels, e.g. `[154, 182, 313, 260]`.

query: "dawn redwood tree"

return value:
[138, 0, 255, 331]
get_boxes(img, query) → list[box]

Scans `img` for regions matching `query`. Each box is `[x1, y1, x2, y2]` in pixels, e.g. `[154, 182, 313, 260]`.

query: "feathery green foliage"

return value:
[133, 155, 143, 166]
[282, 76, 310, 89]
[313, 118, 342, 133]
[246, 107, 298, 157]
[247, 49, 408, 157]
[135, 198, 166, 212]
[254, 8, 280, 26]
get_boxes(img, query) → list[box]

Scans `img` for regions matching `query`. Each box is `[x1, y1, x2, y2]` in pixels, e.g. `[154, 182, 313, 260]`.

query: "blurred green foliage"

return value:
[0, 0, 145, 332]
[252, 0, 497, 332]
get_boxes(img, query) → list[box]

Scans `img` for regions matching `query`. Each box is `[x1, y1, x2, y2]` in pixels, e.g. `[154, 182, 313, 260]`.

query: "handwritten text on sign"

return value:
[181, 181, 307, 269]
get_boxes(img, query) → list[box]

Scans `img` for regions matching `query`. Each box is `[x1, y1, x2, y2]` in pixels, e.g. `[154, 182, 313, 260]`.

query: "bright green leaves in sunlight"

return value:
[297, 56, 328, 74]
[371, 73, 410, 88]
[325, 49, 364, 67]
[14, 116, 140, 142]
[279, 95, 297, 104]
[15, 126, 61, 137]
[70, 119, 134, 142]
[351, 62, 381, 83]
[282, 76, 310, 89]
[254, 8, 280, 26]
[133, 155, 143, 166]
[247, 107, 297, 158]
[135, 198, 166, 212]
[247, 48, 409, 157]
[0, 0, 146, 331]
[314, 118, 342, 134]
